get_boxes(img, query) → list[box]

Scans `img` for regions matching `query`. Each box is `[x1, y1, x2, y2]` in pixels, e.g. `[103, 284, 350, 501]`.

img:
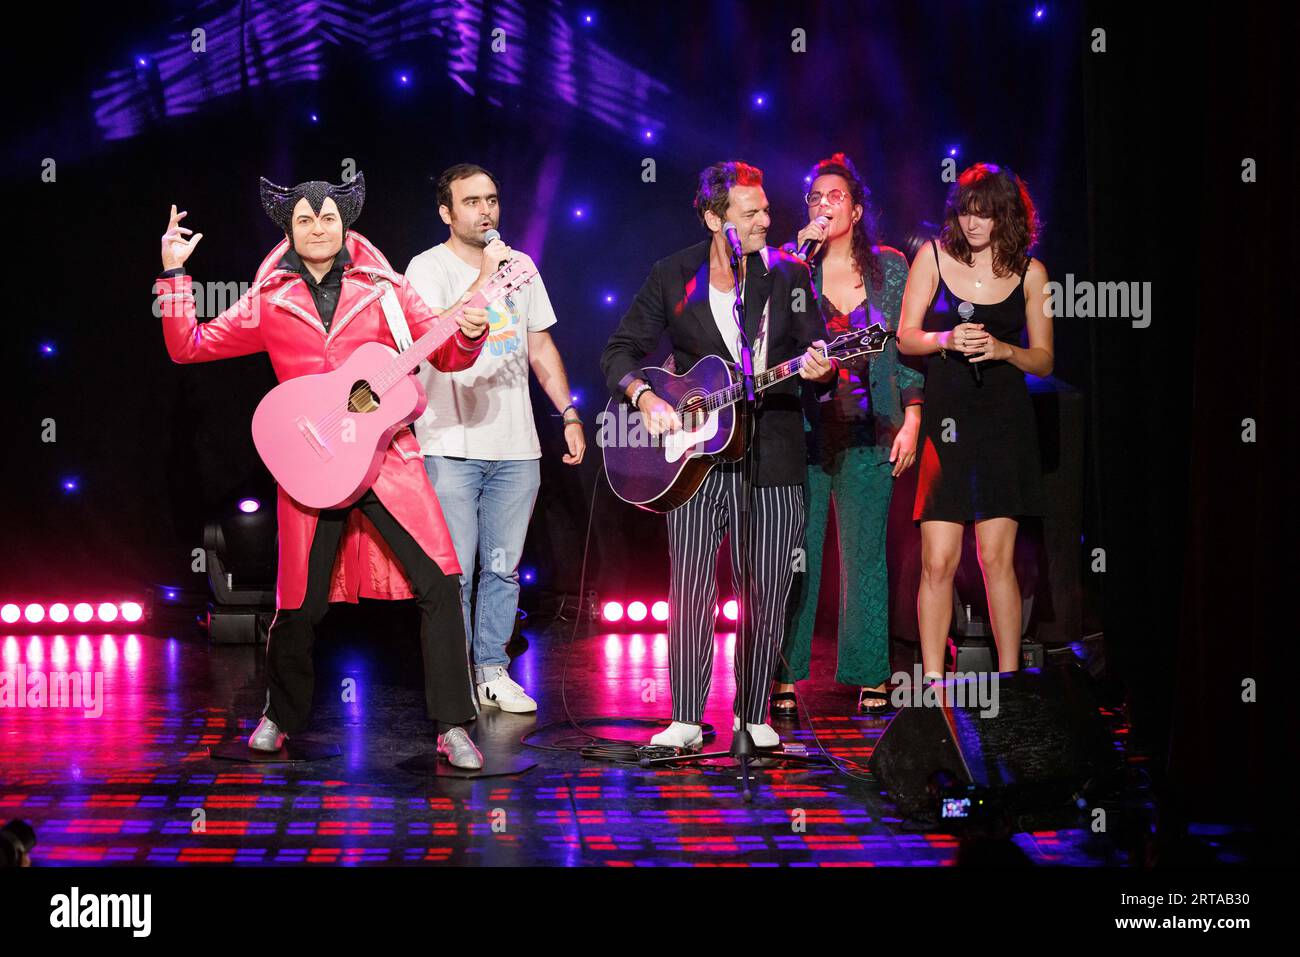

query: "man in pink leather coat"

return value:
[155, 174, 490, 768]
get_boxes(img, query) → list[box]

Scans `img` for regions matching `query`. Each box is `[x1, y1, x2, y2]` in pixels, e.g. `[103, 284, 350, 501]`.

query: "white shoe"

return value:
[649, 721, 703, 749]
[437, 726, 484, 770]
[476, 666, 537, 713]
[732, 715, 780, 748]
[248, 715, 287, 752]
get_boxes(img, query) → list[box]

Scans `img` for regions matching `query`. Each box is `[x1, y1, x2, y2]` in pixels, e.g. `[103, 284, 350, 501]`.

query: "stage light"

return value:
[752, 93, 767, 108]
[569, 391, 582, 405]
[310, 113, 319, 123]
[651, 600, 669, 622]
[163, 588, 179, 601]
[1, 604, 19, 624]
[1033, 6, 1046, 20]
[73, 603, 94, 623]
[603, 293, 616, 305]
[723, 599, 739, 621]
[521, 568, 536, 585]
[627, 601, 648, 622]
[40, 342, 56, 356]
[581, 12, 594, 25]
[97, 602, 119, 623]
[121, 601, 144, 623]
[572, 206, 586, 220]
[948, 146, 960, 157]
[135, 56, 147, 67]
[24, 604, 45, 624]
[62, 477, 79, 492]
[601, 601, 625, 623]
[398, 72, 411, 85]
[48, 603, 69, 623]
[642, 129, 654, 141]
[238, 498, 261, 514]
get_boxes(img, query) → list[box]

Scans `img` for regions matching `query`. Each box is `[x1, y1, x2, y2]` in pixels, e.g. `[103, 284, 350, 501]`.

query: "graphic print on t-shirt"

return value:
[485, 297, 521, 357]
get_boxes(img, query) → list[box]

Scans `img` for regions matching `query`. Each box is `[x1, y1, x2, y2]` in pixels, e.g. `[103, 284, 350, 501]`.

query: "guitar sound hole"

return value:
[348, 380, 381, 413]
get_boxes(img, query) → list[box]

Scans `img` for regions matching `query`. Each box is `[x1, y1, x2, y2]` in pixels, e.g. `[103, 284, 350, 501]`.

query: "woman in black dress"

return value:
[897, 163, 1054, 680]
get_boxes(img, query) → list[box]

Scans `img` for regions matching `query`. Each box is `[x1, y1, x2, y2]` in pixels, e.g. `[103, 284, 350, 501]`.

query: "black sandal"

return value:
[858, 687, 894, 716]
[769, 690, 799, 720]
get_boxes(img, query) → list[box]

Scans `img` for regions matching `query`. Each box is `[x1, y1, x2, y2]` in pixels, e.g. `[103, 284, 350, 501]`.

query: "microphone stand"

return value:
[640, 238, 828, 800]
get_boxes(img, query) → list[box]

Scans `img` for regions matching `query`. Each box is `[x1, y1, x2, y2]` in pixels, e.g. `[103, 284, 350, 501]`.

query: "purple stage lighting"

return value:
[238, 498, 261, 514]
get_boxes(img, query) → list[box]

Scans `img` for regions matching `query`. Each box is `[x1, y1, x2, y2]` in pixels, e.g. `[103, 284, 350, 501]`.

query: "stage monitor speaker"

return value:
[868, 665, 1114, 820]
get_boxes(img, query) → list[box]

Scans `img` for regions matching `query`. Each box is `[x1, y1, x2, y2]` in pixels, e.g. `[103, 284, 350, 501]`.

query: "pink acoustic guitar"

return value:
[251, 259, 536, 509]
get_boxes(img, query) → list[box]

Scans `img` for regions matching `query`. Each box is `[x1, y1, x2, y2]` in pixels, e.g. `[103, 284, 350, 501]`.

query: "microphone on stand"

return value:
[957, 300, 982, 386]
[723, 222, 745, 264]
[796, 216, 831, 262]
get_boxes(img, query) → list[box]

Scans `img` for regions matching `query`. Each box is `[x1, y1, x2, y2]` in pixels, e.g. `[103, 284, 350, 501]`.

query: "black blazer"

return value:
[601, 240, 829, 486]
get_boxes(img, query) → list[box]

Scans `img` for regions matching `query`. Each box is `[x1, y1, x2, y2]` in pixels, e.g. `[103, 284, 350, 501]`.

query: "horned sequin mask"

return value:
[259, 173, 366, 233]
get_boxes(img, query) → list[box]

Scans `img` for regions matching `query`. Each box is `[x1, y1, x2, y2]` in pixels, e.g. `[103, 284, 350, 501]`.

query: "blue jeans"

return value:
[423, 456, 541, 682]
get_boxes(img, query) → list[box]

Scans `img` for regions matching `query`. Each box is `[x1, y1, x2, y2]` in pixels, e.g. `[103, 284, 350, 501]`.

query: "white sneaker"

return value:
[477, 667, 537, 714]
[247, 715, 287, 752]
[732, 715, 780, 748]
[649, 721, 703, 749]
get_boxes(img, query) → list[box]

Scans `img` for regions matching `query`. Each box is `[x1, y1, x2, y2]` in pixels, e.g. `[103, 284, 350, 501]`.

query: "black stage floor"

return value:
[0, 607, 1251, 867]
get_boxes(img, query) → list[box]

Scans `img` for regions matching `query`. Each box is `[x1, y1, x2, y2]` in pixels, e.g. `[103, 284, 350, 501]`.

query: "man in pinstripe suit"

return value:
[601, 161, 837, 749]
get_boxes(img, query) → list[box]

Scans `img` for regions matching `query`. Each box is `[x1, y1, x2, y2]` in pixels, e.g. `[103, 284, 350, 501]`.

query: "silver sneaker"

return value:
[248, 715, 287, 752]
[437, 726, 483, 770]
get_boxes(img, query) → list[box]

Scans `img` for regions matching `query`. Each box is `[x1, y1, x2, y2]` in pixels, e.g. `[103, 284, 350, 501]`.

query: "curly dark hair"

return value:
[939, 162, 1040, 277]
[693, 160, 764, 226]
[804, 152, 883, 291]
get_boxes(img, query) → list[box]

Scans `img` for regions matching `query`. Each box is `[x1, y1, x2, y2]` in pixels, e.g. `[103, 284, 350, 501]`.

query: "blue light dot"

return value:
[753, 94, 766, 108]
[310, 113, 319, 123]
[62, 477, 79, 492]
[603, 293, 615, 305]
[573, 207, 585, 219]
[40, 342, 56, 356]
[521, 568, 536, 584]
[1033, 6, 1046, 20]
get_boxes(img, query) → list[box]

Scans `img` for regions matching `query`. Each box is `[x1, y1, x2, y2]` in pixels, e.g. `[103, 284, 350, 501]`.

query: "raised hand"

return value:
[162, 204, 203, 270]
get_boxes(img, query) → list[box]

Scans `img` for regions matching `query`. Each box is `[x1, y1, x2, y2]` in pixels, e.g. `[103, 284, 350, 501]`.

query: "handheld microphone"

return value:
[723, 222, 745, 263]
[957, 301, 982, 385]
[796, 216, 831, 262]
[483, 228, 506, 255]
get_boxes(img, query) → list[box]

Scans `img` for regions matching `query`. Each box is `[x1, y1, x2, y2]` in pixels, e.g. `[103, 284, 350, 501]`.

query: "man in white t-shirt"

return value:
[406, 164, 585, 713]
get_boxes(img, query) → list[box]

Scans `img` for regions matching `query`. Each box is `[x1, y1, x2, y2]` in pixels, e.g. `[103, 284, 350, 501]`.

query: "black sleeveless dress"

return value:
[913, 240, 1044, 522]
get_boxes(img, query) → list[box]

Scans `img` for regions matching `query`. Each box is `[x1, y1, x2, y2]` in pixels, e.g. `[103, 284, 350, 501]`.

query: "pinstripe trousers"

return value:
[665, 464, 806, 725]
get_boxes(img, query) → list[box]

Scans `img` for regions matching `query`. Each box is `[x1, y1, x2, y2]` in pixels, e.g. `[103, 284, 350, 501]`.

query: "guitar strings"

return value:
[307, 271, 532, 441]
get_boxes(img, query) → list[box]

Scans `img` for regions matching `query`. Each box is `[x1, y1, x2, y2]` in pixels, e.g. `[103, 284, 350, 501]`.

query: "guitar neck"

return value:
[372, 287, 494, 396]
[700, 353, 819, 414]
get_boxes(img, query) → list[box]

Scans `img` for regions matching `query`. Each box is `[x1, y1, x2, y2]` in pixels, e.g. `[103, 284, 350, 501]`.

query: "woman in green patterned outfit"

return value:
[773, 153, 923, 716]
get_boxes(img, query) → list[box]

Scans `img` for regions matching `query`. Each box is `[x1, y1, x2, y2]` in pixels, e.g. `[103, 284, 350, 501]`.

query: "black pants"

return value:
[264, 489, 477, 734]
